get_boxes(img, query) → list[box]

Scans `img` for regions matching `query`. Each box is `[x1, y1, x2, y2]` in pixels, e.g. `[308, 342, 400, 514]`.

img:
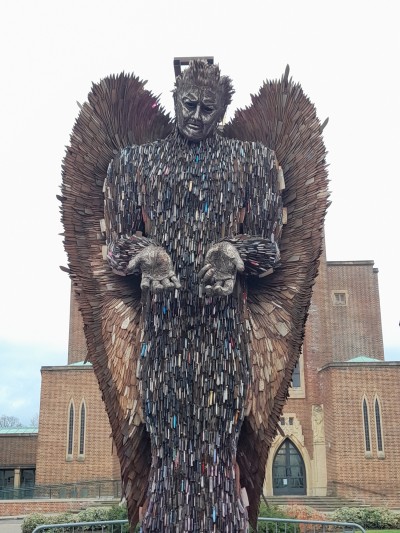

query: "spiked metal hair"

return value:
[174, 59, 234, 110]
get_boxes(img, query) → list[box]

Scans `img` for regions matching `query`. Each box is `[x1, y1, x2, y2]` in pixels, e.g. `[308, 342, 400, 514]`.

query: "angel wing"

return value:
[225, 67, 330, 526]
[61, 74, 172, 525]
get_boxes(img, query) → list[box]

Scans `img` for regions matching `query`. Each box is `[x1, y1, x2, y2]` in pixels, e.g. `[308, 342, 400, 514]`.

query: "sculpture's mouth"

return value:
[186, 121, 202, 131]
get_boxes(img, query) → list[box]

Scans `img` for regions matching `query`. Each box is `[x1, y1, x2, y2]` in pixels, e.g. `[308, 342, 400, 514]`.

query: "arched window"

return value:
[67, 400, 75, 459]
[362, 396, 372, 457]
[289, 349, 305, 399]
[292, 362, 301, 388]
[374, 396, 385, 458]
[79, 400, 86, 457]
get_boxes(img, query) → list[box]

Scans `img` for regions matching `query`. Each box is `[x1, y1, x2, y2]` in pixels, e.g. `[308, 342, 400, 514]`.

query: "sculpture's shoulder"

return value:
[221, 135, 276, 165]
[117, 136, 172, 165]
[109, 137, 170, 178]
[225, 138, 281, 196]
[118, 141, 156, 161]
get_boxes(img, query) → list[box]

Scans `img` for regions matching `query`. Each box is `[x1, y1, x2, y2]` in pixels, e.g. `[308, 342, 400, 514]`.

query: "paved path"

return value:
[0, 518, 23, 532]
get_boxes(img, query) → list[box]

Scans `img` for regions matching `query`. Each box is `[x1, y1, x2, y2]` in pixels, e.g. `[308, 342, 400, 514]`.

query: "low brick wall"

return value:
[0, 499, 99, 517]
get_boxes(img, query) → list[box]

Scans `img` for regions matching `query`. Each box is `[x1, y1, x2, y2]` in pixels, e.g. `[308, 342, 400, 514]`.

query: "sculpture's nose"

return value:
[193, 104, 201, 120]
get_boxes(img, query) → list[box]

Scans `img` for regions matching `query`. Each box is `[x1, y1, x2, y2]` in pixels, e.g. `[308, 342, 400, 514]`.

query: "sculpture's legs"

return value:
[140, 343, 249, 530]
[141, 426, 249, 532]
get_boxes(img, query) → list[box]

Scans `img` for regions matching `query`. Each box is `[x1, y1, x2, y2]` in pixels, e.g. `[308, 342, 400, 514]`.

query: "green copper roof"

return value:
[347, 355, 381, 363]
[0, 427, 38, 434]
[68, 360, 92, 366]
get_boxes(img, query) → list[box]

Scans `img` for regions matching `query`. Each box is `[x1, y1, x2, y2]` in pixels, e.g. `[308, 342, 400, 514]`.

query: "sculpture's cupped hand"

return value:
[127, 245, 181, 294]
[199, 242, 244, 296]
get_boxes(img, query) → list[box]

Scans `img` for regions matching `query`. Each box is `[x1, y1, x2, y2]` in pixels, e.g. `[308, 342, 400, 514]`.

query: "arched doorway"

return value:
[272, 439, 306, 495]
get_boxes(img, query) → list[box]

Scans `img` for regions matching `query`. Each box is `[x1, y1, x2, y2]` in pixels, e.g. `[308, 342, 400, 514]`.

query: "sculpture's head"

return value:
[173, 60, 234, 142]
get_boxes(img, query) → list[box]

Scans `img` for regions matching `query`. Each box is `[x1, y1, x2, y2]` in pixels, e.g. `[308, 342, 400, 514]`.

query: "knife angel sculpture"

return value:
[61, 60, 329, 532]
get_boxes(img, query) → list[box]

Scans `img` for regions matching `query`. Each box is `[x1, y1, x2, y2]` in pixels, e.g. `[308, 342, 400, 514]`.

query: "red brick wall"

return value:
[36, 366, 119, 485]
[0, 435, 37, 467]
[284, 244, 332, 459]
[304, 243, 333, 372]
[68, 288, 88, 364]
[326, 262, 384, 361]
[0, 499, 106, 517]
[321, 363, 400, 507]
[282, 255, 394, 506]
[319, 366, 336, 492]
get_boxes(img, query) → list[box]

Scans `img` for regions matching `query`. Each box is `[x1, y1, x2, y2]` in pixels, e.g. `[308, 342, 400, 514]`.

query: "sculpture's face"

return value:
[175, 86, 224, 142]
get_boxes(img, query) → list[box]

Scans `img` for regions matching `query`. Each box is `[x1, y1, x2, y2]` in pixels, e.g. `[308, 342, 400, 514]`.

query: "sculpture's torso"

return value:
[118, 131, 277, 532]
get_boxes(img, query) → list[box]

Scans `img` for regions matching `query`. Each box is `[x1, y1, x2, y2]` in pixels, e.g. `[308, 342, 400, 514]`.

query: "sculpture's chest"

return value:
[140, 145, 247, 249]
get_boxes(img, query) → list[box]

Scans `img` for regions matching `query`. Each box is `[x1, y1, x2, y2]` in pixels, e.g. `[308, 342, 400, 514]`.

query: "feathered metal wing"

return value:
[61, 74, 172, 525]
[225, 67, 329, 525]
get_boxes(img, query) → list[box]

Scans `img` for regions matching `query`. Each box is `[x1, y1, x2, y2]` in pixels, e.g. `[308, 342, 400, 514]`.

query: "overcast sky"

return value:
[0, 0, 399, 425]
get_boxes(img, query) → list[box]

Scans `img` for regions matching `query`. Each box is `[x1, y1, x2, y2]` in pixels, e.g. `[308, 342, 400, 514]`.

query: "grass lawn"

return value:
[367, 531, 400, 533]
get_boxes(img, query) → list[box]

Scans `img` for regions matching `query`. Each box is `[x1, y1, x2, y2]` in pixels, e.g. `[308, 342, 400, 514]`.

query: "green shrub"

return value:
[52, 512, 76, 524]
[332, 507, 400, 529]
[259, 503, 291, 519]
[22, 512, 77, 533]
[255, 504, 296, 533]
[106, 504, 128, 521]
[76, 506, 110, 522]
[22, 513, 49, 533]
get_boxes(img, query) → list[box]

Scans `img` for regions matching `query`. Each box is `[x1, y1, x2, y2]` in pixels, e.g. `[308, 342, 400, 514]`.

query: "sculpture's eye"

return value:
[184, 101, 197, 111]
[202, 105, 214, 114]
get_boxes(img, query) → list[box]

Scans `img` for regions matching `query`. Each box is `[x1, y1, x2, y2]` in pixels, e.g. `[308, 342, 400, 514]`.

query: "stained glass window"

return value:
[67, 402, 74, 456]
[374, 397, 383, 453]
[79, 402, 86, 456]
[362, 398, 371, 453]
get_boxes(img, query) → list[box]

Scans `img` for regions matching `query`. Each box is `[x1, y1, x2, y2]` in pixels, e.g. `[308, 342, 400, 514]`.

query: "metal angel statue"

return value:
[61, 58, 329, 532]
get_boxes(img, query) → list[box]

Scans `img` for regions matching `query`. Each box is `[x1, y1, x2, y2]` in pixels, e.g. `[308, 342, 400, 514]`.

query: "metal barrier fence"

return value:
[32, 516, 367, 533]
[257, 517, 366, 533]
[32, 520, 129, 532]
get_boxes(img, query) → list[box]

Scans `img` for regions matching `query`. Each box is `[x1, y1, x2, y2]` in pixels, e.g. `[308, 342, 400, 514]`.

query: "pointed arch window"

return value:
[374, 396, 385, 458]
[272, 439, 306, 495]
[362, 396, 372, 458]
[66, 400, 75, 459]
[79, 400, 86, 458]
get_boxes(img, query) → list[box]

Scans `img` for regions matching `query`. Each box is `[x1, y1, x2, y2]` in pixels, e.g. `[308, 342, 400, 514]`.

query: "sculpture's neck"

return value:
[171, 125, 220, 148]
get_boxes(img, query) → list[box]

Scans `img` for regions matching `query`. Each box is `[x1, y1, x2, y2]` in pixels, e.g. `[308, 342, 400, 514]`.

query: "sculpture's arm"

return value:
[228, 148, 283, 277]
[198, 236, 280, 296]
[221, 234, 280, 277]
[199, 163, 283, 295]
[107, 235, 181, 293]
[199, 241, 245, 296]
[104, 150, 180, 293]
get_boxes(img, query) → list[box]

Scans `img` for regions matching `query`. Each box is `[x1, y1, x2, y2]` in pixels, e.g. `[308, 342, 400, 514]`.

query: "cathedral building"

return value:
[264, 249, 400, 507]
[31, 248, 400, 507]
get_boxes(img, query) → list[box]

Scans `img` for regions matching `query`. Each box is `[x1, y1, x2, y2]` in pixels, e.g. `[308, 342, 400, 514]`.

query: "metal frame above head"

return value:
[173, 56, 214, 77]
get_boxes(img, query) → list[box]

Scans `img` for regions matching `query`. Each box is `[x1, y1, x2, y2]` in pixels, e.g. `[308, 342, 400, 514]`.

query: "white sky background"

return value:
[0, 0, 399, 424]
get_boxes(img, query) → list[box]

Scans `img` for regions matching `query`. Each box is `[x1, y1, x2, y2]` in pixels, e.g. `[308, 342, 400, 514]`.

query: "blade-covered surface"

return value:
[61, 74, 172, 527]
[225, 70, 329, 526]
[62, 68, 328, 530]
